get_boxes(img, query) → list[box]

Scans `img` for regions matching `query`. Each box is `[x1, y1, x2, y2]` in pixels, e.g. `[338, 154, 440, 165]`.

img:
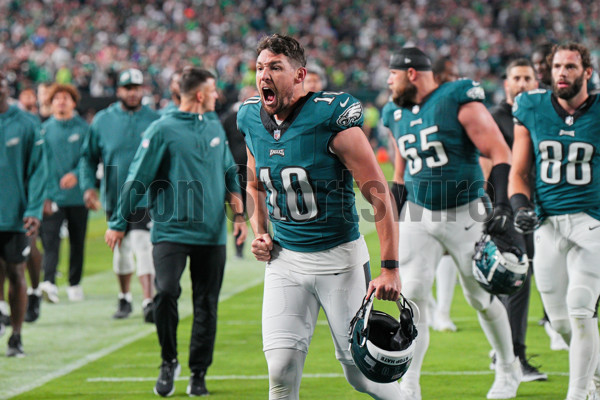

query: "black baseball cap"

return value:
[390, 48, 432, 71]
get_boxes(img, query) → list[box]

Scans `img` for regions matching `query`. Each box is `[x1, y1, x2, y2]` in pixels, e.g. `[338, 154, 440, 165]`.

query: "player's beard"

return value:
[554, 72, 585, 100]
[392, 81, 417, 108]
[120, 97, 142, 111]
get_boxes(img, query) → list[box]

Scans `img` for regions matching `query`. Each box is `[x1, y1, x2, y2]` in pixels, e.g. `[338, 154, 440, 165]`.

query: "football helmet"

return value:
[349, 292, 418, 383]
[472, 234, 529, 295]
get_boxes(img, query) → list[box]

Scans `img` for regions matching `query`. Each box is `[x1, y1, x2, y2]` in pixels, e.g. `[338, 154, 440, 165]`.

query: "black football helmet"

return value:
[349, 292, 418, 383]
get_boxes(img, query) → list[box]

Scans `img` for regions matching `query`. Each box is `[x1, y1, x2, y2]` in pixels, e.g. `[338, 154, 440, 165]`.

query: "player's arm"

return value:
[80, 123, 102, 210]
[388, 131, 407, 218]
[459, 102, 512, 234]
[508, 124, 538, 233]
[105, 128, 166, 250]
[245, 148, 272, 261]
[24, 130, 46, 236]
[223, 140, 247, 246]
[331, 126, 401, 301]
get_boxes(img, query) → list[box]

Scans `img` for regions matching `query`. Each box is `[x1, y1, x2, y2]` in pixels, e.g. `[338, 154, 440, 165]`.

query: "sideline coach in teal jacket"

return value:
[105, 68, 247, 397]
[0, 71, 45, 356]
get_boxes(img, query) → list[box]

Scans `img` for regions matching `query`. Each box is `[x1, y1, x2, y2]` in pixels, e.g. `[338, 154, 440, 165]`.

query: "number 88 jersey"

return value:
[513, 90, 600, 220]
[382, 79, 485, 210]
[237, 91, 363, 252]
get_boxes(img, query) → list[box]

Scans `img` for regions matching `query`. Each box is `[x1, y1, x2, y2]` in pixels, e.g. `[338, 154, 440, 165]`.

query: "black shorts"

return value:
[0, 232, 30, 263]
[107, 208, 152, 233]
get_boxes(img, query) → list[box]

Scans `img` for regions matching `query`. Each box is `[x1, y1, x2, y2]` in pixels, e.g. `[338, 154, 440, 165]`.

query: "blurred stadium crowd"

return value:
[1, 0, 599, 110]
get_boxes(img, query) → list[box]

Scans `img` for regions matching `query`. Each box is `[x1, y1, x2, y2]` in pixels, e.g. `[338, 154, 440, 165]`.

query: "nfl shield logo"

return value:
[274, 130, 281, 140]
[565, 116, 574, 126]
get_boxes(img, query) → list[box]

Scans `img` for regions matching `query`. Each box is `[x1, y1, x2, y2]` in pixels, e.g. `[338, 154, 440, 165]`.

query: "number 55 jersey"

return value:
[513, 90, 600, 220]
[382, 79, 485, 210]
[237, 91, 364, 252]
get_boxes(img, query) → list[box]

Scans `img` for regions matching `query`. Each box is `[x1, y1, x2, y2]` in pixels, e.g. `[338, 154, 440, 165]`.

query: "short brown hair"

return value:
[547, 42, 592, 70]
[256, 34, 306, 68]
[47, 84, 80, 104]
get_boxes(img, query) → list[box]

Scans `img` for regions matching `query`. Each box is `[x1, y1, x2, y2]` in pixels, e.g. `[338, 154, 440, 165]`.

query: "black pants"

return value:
[153, 242, 226, 373]
[499, 233, 534, 359]
[40, 205, 89, 285]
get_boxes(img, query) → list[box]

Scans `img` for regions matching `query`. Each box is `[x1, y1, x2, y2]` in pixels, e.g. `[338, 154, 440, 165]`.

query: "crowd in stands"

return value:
[1, 0, 599, 109]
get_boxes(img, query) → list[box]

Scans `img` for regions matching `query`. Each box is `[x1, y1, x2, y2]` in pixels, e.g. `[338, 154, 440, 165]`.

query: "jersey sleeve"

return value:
[236, 98, 258, 157]
[511, 90, 543, 130]
[453, 79, 486, 105]
[328, 93, 364, 133]
[381, 101, 398, 129]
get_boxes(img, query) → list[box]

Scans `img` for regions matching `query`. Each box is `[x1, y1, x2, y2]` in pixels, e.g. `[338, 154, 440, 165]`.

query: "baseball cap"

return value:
[389, 48, 432, 71]
[118, 68, 144, 86]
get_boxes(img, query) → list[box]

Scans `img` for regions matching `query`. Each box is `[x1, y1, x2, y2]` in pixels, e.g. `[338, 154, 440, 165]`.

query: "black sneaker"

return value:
[6, 333, 24, 357]
[154, 359, 181, 397]
[187, 371, 209, 396]
[143, 301, 155, 324]
[520, 356, 548, 382]
[25, 293, 41, 323]
[113, 298, 132, 319]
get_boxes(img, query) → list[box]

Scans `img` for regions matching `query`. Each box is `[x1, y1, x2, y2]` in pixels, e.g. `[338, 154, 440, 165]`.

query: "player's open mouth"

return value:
[262, 87, 276, 105]
[556, 81, 569, 88]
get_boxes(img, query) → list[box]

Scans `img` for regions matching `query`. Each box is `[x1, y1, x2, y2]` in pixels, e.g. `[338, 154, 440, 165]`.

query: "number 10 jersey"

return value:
[237, 91, 364, 252]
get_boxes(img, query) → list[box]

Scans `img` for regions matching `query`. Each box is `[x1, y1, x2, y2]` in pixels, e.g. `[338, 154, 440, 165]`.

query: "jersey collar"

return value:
[550, 93, 597, 125]
[260, 93, 312, 139]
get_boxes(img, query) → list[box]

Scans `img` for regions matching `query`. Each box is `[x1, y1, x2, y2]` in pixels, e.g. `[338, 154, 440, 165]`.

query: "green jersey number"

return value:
[539, 140, 594, 185]
[259, 167, 319, 222]
[398, 125, 449, 175]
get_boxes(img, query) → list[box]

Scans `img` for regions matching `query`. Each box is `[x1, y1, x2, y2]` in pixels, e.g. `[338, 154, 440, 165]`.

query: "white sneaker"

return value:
[487, 357, 522, 399]
[400, 379, 422, 400]
[431, 310, 457, 332]
[40, 281, 59, 303]
[67, 285, 84, 302]
[544, 321, 569, 351]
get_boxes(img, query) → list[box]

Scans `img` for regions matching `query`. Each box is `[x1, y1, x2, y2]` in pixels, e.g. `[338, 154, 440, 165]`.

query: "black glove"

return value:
[485, 203, 512, 235]
[509, 193, 539, 234]
[514, 207, 539, 234]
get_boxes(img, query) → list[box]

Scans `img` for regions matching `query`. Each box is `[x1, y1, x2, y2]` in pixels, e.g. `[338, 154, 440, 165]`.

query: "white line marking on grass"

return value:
[2, 276, 264, 400]
[87, 370, 569, 383]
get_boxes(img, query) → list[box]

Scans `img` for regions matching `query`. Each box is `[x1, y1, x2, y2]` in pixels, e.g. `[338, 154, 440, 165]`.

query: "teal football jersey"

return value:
[513, 90, 600, 220]
[382, 80, 485, 210]
[238, 91, 364, 252]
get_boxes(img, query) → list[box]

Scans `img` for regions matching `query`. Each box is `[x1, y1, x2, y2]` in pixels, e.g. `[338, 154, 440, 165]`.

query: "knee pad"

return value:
[113, 235, 135, 275]
[567, 285, 597, 319]
[128, 230, 154, 276]
[342, 362, 371, 393]
[265, 349, 304, 400]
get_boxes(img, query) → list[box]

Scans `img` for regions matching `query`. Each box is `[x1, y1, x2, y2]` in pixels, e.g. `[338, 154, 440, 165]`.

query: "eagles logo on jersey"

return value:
[237, 91, 364, 252]
[337, 102, 363, 127]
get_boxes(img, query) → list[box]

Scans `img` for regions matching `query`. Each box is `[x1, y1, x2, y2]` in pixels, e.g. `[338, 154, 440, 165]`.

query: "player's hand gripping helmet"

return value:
[472, 233, 529, 295]
[349, 292, 418, 383]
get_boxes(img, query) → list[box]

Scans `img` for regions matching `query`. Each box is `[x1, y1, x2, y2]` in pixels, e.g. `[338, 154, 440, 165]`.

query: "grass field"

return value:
[0, 173, 573, 400]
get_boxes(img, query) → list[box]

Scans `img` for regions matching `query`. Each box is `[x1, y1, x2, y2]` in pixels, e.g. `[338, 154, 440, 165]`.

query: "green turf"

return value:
[1, 181, 573, 400]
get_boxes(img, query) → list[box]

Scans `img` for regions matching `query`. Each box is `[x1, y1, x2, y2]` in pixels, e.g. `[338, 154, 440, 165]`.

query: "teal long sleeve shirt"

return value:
[42, 115, 89, 207]
[80, 102, 159, 214]
[108, 111, 240, 246]
[0, 106, 46, 231]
